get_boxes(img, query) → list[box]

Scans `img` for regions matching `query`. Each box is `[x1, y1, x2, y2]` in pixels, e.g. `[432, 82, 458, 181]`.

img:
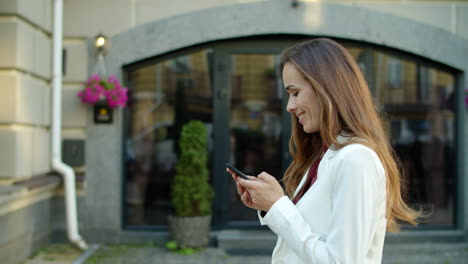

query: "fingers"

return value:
[257, 171, 274, 182]
[236, 181, 245, 196]
[238, 177, 263, 189]
[231, 174, 238, 183]
[247, 175, 260, 181]
[228, 168, 279, 211]
[226, 168, 237, 179]
[240, 190, 253, 208]
[228, 169, 244, 186]
[231, 174, 244, 196]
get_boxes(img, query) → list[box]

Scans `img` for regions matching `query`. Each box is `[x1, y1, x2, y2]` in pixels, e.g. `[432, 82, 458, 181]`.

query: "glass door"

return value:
[212, 45, 291, 228]
[227, 53, 285, 224]
[124, 49, 214, 228]
[123, 41, 297, 230]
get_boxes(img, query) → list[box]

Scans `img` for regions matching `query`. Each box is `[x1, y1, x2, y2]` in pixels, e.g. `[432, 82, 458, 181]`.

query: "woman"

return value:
[227, 38, 420, 263]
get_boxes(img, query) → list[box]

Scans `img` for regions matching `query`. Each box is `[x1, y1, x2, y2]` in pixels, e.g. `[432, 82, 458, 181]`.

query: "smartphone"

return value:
[226, 163, 249, 180]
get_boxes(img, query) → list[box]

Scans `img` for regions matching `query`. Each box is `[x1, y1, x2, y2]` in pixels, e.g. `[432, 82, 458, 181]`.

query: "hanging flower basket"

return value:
[77, 74, 128, 108]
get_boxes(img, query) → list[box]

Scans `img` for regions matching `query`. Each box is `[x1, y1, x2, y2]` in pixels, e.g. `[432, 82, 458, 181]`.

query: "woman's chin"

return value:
[303, 126, 319, 134]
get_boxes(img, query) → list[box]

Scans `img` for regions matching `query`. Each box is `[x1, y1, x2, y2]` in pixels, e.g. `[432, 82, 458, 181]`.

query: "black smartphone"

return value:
[226, 163, 249, 180]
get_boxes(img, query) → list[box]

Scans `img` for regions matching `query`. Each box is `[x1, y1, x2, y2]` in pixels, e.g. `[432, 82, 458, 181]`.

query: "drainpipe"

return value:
[51, 0, 88, 250]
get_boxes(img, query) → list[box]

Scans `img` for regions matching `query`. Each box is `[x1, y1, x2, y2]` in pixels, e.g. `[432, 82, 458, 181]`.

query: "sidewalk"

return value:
[23, 242, 468, 264]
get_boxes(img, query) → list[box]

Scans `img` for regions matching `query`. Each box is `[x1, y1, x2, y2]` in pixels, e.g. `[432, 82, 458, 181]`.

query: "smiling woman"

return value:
[228, 38, 423, 264]
[283, 62, 322, 134]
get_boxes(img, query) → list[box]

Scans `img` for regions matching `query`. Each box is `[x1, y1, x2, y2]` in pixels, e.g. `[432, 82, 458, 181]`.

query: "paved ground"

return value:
[22, 244, 82, 264]
[23, 242, 468, 264]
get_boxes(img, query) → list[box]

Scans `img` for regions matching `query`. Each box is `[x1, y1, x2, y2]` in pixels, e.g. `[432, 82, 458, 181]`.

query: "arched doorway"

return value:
[85, 1, 467, 237]
[122, 37, 458, 230]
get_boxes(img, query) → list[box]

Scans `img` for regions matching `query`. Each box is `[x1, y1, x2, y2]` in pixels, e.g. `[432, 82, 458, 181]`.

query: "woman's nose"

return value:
[286, 98, 295, 113]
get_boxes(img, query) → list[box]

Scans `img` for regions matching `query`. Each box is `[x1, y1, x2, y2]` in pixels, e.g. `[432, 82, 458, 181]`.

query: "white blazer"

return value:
[259, 136, 387, 264]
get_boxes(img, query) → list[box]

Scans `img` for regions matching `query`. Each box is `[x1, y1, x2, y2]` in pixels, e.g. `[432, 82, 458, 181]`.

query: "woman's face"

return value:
[283, 62, 321, 134]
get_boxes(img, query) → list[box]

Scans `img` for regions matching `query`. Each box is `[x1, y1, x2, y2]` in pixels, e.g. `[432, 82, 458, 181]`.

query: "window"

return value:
[387, 57, 403, 89]
[371, 50, 456, 227]
[124, 49, 213, 227]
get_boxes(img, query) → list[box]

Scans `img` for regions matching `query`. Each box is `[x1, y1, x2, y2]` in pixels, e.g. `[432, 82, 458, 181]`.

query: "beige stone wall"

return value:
[0, 0, 52, 179]
[61, 0, 468, 39]
[0, 0, 86, 180]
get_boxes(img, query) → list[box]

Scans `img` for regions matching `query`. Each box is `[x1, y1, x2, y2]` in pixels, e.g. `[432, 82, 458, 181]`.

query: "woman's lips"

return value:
[297, 113, 304, 125]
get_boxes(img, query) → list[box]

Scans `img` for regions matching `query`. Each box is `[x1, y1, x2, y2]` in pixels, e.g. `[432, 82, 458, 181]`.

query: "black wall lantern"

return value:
[291, 0, 299, 8]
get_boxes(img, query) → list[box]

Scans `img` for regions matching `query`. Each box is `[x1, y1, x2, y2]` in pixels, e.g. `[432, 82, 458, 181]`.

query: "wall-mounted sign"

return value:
[94, 104, 113, 124]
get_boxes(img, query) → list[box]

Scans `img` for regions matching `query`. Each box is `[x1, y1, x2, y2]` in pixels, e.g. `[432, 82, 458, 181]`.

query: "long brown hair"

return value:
[280, 38, 420, 233]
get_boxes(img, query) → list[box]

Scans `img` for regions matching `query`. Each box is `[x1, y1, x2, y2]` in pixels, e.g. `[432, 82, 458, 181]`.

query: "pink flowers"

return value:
[77, 74, 128, 108]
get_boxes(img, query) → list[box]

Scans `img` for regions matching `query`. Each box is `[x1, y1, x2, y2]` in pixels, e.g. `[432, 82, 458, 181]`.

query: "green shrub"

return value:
[171, 120, 214, 217]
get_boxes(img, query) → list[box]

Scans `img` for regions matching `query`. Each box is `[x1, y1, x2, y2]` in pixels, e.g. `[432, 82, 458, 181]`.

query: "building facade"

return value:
[0, 0, 467, 263]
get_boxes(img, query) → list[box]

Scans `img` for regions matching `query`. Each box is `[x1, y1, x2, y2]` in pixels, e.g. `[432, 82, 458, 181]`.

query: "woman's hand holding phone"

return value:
[227, 165, 285, 212]
[226, 166, 257, 209]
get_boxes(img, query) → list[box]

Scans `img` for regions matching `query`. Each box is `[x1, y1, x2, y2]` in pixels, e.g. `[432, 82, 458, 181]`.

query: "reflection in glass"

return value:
[370, 51, 456, 227]
[228, 54, 284, 222]
[125, 50, 214, 226]
[347, 47, 367, 78]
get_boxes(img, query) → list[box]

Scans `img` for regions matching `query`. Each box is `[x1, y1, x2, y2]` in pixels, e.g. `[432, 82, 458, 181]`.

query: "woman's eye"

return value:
[293, 92, 299, 97]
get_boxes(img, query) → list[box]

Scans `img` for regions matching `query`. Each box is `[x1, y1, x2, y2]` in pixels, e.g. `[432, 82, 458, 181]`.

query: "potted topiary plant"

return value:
[168, 120, 214, 248]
